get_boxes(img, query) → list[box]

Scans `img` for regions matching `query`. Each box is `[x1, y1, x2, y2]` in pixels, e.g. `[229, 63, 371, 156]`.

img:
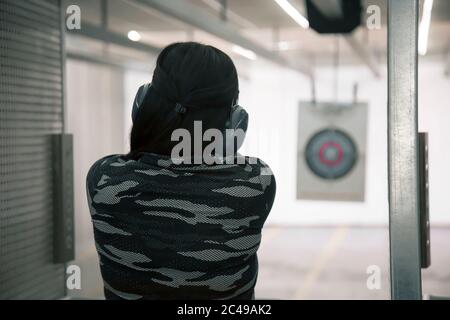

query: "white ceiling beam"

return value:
[343, 34, 381, 79]
[200, 0, 257, 29]
[72, 22, 161, 54]
[132, 0, 314, 79]
[67, 51, 150, 72]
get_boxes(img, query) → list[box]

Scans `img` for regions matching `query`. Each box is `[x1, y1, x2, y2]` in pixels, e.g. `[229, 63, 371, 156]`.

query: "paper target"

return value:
[305, 129, 358, 180]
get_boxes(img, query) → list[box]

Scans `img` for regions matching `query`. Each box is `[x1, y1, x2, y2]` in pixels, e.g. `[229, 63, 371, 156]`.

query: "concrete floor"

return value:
[255, 226, 450, 300]
[69, 226, 450, 300]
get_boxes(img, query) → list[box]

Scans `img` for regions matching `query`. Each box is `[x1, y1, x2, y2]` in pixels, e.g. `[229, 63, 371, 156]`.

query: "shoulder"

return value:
[233, 156, 276, 216]
[239, 156, 275, 180]
[86, 154, 125, 187]
[234, 155, 277, 196]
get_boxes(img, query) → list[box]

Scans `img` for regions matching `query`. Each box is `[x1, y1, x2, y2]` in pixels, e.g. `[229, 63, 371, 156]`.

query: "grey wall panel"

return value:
[0, 0, 65, 299]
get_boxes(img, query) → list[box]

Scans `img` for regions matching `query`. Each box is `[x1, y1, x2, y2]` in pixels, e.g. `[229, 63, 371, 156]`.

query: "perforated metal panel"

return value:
[0, 0, 66, 299]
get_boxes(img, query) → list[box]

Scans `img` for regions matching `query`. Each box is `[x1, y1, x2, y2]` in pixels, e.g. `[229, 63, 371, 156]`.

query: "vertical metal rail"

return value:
[388, 0, 422, 300]
[59, 0, 69, 297]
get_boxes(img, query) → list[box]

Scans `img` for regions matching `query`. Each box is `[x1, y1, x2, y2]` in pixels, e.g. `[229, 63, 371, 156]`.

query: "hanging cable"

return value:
[333, 36, 340, 103]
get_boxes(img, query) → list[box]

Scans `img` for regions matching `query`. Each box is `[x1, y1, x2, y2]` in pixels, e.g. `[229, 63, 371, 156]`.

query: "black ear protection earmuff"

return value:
[224, 100, 248, 153]
[132, 83, 151, 123]
[131, 83, 248, 154]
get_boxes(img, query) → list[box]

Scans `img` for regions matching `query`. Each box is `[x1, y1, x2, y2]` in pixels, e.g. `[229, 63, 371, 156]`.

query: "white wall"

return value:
[236, 59, 389, 226]
[123, 69, 154, 151]
[236, 58, 450, 226]
[119, 58, 450, 228]
[65, 53, 449, 299]
[66, 59, 126, 298]
[418, 61, 450, 225]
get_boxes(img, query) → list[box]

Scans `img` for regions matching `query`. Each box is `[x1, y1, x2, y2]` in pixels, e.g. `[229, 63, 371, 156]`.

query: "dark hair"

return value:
[127, 42, 239, 159]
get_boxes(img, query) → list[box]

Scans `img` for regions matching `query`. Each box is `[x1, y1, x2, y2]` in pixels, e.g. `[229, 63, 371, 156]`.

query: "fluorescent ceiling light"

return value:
[232, 45, 257, 60]
[418, 0, 433, 56]
[127, 30, 141, 42]
[274, 0, 309, 29]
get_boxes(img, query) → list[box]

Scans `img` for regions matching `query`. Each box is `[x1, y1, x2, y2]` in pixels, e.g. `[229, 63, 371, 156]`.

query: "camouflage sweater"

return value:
[86, 152, 276, 300]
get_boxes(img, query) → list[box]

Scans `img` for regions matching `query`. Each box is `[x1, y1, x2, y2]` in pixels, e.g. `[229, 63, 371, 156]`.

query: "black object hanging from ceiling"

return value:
[305, 0, 362, 34]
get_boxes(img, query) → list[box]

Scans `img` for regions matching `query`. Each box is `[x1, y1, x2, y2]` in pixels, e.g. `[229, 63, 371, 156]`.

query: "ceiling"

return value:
[64, 0, 450, 72]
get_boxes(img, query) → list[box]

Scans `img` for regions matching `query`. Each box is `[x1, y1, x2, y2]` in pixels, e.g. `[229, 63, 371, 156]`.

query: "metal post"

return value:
[388, 0, 422, 300]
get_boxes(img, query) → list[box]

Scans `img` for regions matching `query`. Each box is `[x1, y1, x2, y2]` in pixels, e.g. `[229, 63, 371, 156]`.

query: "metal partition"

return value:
[387, 0, 422, 300]
[0, 0, 66, 299]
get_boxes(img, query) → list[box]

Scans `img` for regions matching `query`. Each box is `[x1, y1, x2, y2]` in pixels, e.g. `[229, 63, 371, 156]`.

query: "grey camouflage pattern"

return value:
[86, 153, 276, 299]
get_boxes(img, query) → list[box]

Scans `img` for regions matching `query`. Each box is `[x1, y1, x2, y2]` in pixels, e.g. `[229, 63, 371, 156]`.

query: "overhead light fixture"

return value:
[418, 0, 433, 56]
[274, 0, 309, 29]
[127, 30, 141, 42]
[232, 45, 257, 60]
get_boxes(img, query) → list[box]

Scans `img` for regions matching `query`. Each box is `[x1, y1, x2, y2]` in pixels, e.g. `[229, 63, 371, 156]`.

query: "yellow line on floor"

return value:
[293, 225, 349, 300]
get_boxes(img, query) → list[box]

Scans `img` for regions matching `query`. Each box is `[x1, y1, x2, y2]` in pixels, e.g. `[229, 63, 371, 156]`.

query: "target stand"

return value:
[297, 102, 368, 202]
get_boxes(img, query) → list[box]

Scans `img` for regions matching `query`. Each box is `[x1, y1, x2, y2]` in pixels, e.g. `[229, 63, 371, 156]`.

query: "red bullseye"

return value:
[319, 141, 344, 167]
[305, 129, 357, 179]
